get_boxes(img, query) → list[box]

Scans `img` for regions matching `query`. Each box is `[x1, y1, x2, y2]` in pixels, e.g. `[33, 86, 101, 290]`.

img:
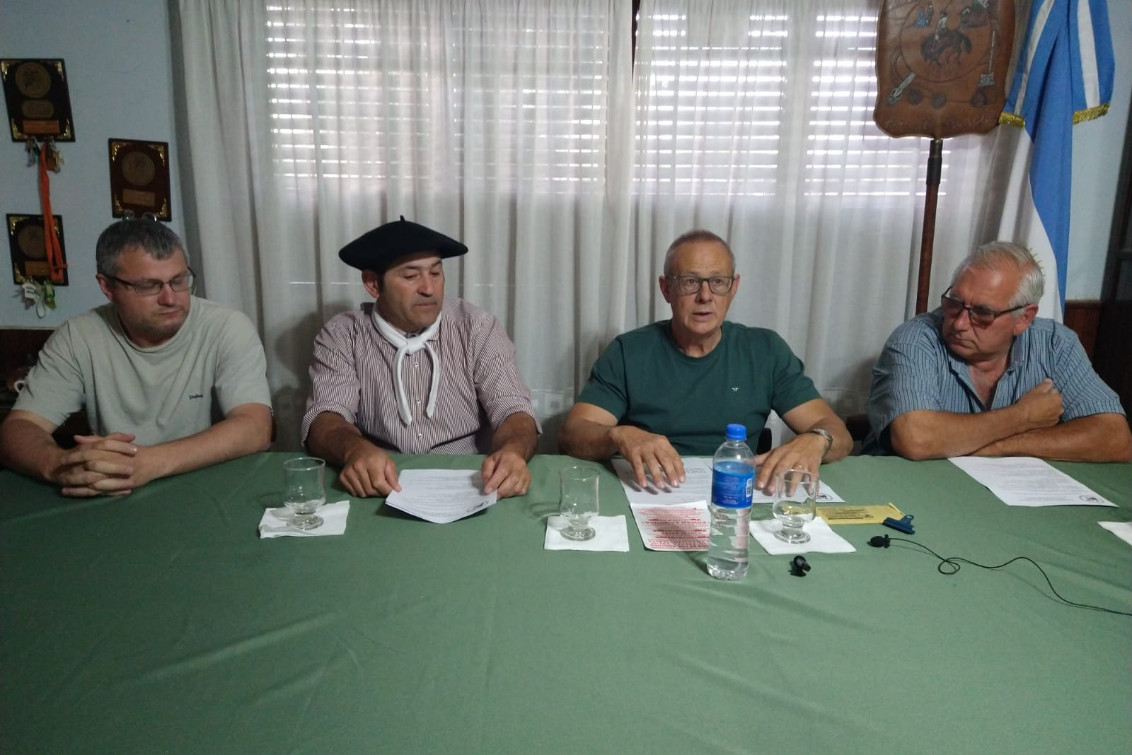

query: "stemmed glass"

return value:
[559, 466, 600, 541]
[283, 457, 327, 530]
[773, 468, 818, 544]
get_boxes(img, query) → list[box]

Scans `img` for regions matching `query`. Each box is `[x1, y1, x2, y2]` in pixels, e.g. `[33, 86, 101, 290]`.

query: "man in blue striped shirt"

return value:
[864, 242, 1130, 461]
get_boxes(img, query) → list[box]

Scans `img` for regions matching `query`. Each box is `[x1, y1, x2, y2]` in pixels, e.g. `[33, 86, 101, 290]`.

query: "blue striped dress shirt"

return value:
[864, 310, 1124, 454]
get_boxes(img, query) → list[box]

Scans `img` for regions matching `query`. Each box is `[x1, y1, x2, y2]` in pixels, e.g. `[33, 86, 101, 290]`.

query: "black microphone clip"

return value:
[790, 555, 811, 577]
[868, 534, 891, 548]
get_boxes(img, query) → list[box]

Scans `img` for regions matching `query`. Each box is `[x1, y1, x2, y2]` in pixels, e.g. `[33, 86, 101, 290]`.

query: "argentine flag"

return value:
[999, 0, 1115, 313]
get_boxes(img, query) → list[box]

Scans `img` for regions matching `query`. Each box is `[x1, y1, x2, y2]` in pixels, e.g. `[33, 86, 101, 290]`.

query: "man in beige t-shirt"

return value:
[0, 219, 273, 496]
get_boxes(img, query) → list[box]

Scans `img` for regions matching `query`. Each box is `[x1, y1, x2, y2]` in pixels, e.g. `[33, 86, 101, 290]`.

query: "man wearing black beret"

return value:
[301, 217, 540, 498]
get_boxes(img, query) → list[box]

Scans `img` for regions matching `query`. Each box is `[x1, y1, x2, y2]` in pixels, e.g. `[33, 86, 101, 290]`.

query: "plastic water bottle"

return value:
[707, 423, 755, 580]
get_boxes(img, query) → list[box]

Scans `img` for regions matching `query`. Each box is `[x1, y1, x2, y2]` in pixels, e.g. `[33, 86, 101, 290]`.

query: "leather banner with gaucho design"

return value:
[874, 0, 1015, 138]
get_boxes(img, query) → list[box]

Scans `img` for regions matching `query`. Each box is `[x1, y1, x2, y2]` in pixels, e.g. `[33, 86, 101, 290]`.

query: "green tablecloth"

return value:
[2, 454, 1129, 753]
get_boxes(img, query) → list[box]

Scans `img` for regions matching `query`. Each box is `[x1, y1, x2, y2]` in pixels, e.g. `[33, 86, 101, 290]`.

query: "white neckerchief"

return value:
[371, 308, 442, 426]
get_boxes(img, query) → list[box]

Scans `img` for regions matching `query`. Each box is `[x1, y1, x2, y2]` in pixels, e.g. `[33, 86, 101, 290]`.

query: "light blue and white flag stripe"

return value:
[1000, 0, 1114, 309]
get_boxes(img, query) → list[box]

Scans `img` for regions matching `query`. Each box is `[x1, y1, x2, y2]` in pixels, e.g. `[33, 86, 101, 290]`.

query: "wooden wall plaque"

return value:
[1, 59, 75, 141]
[7, 214, 68, 286]
[109, 139, 172, 220]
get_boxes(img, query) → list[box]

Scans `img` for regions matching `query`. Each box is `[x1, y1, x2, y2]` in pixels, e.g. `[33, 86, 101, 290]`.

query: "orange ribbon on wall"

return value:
[37, 141, 67, 284]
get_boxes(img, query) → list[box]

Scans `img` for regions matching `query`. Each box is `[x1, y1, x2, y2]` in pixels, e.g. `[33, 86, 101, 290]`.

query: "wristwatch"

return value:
[807, 428, 834, 460]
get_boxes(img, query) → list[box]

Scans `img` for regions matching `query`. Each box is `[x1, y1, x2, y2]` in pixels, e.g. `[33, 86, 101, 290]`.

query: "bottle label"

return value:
[711, 461, 754, 509]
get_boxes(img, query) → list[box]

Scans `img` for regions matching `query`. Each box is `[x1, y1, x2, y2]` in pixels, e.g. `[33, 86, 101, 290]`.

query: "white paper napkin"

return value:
[544, 515, 630, 551]
[750, 515, 855, 555]
[1098, 521, 1132, 548]
[258, 501, 350, 538]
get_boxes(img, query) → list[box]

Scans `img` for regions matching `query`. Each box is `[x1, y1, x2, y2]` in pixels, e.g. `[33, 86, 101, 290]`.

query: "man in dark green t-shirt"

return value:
[558, 230, 850, 491]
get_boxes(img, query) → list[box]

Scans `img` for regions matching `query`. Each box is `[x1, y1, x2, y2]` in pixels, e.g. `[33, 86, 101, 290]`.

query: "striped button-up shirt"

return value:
[302, 297, 537, 454]
[864, 311, 1124, 454]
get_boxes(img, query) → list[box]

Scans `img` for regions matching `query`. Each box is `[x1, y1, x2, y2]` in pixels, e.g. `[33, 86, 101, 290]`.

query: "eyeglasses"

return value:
[106, 269, 195, 296]
[667, 275, 735, 296]
[940, 287, 1027, 327]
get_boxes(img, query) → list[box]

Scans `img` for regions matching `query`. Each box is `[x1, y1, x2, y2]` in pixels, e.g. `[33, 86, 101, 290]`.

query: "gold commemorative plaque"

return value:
[1, 59, 75, 141]
[8, 214, 69, 286]
[108, 139, 172, 220]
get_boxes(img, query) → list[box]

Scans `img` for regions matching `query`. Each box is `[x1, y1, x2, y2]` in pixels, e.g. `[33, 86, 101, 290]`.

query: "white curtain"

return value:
[174, 0, 1010, 450]
[631, 0, 1001, 422]
[175, 0, 634, 450]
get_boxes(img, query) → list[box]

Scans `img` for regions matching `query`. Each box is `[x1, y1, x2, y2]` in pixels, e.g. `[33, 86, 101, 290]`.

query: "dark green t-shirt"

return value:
[577, 321, 820, 455]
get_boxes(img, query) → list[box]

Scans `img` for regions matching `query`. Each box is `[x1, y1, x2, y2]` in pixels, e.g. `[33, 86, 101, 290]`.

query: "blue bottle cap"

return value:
[725, 423, 747, 441]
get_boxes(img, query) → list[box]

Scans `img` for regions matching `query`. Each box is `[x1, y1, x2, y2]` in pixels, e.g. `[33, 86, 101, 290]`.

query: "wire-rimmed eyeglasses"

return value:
[667, 274, 735, 296]
[106, 269, 195, 296]
[940, 287, 1027, 328]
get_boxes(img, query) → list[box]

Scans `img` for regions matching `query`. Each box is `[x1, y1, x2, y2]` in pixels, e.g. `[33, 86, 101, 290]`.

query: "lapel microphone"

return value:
[790, 555, 811, 577]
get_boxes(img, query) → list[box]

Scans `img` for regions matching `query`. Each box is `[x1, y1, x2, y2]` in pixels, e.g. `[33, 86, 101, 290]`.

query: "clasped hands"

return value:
[50, 432, 155, 497]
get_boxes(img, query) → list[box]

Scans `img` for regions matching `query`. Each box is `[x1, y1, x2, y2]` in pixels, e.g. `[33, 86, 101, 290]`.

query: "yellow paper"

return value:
[817, 503, 904, 525]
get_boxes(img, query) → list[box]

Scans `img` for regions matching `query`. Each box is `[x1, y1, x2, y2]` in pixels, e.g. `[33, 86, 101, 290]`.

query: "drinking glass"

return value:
[559, 466, 600, 541]
[283, 456, 327, 530]
[772, 468, 818, 544]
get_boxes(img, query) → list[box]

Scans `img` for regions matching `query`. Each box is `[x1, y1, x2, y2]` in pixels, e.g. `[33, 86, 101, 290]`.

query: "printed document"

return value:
[817, 503, 905, 525]
[629, 502, 710, 551]
[949, 457, 1116, 507]
[384, 470, 498, 523]
[1098, 522, 1132, 548]
[616, 456, 847, 550]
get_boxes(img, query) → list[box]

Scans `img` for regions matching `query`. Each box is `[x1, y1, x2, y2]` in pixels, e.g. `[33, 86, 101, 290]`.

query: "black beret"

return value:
[339, 216, 468, 272]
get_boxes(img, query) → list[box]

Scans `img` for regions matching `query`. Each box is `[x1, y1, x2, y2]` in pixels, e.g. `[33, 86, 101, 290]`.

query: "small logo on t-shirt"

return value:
[189, 393, 204, 400]
[731, 386, 739, 392]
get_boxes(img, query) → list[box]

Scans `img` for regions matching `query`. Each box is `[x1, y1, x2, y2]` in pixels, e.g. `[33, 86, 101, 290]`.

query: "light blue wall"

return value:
[0, 0, 1128, 329]
[0, 0, 182, 329]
